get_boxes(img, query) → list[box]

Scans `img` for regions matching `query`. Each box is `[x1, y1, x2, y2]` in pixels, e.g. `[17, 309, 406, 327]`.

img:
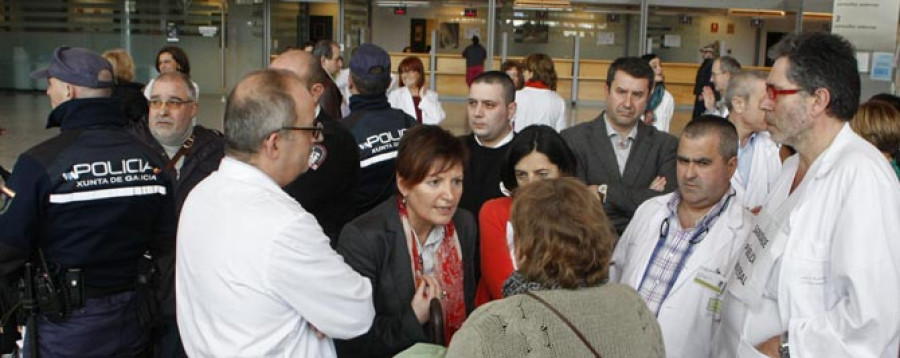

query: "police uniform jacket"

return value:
[0, 97, 175, 292]
[341, 93, 417, 216]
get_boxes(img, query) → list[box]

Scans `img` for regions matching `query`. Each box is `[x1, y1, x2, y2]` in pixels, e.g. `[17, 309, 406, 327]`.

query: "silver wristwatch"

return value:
[779, 331, 790, 358]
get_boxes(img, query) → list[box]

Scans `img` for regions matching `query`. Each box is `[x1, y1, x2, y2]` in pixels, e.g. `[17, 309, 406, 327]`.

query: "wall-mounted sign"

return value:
[464, 8, 477, 17]
[166, 23, 180, 42]
[199, 26, 218, 37]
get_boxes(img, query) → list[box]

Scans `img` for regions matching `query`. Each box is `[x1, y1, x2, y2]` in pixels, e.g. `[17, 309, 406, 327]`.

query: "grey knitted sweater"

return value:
[446, 284, 665, 358]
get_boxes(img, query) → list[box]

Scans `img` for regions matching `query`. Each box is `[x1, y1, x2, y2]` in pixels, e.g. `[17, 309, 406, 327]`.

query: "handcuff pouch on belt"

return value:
[25, 250, 85, 323]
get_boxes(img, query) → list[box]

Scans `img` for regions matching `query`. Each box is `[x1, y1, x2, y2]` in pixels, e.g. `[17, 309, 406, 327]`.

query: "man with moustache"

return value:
[561, 56, 678, 235]
[458, 71, 517, 216]
[130, 70, 225, 357]
[176, 69, 373, 357]
[723, 71, 781, 211]
[714, 32, 900, 357]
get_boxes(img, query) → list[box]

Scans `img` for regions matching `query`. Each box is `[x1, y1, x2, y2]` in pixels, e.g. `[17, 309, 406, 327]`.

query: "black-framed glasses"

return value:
[765, 84, 802, 101]
[280, 121, 324, 140]
[148, 99, 194, 110]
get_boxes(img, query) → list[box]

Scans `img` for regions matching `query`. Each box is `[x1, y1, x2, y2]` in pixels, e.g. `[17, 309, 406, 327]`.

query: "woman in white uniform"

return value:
[388, 56, 446, 125]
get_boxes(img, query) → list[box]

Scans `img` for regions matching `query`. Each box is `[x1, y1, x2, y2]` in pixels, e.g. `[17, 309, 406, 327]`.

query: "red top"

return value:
[411, 95, 423, 124]
[475, 196, 515, 306]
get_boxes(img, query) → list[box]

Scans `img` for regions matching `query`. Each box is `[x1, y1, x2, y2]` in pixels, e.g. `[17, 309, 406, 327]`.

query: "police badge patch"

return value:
[308, 144, 327, 171]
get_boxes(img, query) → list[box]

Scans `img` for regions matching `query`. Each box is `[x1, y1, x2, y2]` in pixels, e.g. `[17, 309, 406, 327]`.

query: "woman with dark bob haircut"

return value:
[448, 178, 664, 358]
[336, 125, 477, 357]
[155, 45, 191, 75]
[513, 53, 567, 132]
[388, 56, 446, 125]
[475, 125, 576, 304]
[145, 45, 199, 98]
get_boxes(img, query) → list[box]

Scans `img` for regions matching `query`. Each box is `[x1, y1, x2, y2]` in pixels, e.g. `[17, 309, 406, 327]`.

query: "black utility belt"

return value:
[31, 268, 138, 323]
[33, 268, 84, 322]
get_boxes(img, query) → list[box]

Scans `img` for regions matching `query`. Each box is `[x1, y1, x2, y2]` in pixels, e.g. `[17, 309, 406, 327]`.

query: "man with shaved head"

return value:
[176, 69, 374, 357]
[271, 50, 359, 244]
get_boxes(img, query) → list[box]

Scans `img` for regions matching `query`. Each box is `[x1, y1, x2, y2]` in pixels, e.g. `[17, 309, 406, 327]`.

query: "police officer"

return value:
[0, 46, 175, 356]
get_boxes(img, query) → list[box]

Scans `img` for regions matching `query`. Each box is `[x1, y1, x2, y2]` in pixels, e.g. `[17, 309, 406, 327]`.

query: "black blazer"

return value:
[335, 197, 477, 358]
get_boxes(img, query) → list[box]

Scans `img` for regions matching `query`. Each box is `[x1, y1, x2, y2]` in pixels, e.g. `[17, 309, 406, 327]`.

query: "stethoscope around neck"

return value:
[638, 191, 737, 313]
[658, 191, 736, 246]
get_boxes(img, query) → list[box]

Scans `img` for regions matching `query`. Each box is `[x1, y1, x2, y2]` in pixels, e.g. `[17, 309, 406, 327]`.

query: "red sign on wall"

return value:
[711, 22, 719, 33]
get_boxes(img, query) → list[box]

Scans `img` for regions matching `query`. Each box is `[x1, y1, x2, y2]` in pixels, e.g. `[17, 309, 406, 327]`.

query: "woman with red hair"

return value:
[388, 56, 446, 125]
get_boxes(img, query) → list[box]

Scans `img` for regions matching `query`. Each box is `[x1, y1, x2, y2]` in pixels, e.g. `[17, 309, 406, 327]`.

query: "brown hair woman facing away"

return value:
[447, 178, 665, 358]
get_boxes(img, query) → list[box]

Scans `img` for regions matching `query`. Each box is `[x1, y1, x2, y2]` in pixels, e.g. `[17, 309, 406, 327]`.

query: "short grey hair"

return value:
[224, 69, 301, 158]
[717, 56, 742, 75]
[725, 71, 767, 111]
[149, 71, 197, 101]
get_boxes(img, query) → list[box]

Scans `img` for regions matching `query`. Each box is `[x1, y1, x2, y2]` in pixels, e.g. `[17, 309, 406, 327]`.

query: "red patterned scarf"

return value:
[398, 197, 466, 344]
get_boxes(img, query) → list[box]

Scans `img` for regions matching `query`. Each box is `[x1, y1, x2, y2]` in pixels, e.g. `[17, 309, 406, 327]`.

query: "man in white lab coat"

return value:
[176, 70, 375, 357]
[724, 71, 782, 211]
[715, 32, 900, 358]
[612, 116, 753, 358]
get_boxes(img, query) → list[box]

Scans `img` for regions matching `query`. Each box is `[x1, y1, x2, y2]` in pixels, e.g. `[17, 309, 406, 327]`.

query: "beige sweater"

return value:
[446, 284, 665, 358]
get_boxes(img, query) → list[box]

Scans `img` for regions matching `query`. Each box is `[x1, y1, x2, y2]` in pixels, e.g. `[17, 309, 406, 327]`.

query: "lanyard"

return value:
[637, 192, 734, 313]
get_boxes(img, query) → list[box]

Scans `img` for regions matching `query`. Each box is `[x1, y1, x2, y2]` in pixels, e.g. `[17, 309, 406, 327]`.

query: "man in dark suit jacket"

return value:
[319, 70, 343, 121]
[561, 57, 678, 235]
[271, 50, 359, 245]
[692, 46, 716, 119]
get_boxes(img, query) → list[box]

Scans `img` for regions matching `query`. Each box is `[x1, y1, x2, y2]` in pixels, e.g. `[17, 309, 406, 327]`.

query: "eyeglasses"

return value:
[280, 121, 324, 140]
[765, 84, 802, 101]
[148, 99, 194, 110]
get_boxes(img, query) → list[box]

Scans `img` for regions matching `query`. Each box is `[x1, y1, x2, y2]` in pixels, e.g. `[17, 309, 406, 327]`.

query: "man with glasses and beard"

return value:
[714, 32, 900, 358]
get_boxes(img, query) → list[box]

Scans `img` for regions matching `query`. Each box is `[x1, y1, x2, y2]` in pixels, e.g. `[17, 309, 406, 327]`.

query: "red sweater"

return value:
[475, 196, 515, 306]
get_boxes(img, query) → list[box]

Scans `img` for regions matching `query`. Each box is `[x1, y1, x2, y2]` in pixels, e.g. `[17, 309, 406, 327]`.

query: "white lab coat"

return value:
[649, 90, 675, 133]
[715, 124, 900, 357]
[513, 86, 567, 132]
[611, 191, 753, 358]
[730, 132, 782, 210]
[387, 86, 446, 125]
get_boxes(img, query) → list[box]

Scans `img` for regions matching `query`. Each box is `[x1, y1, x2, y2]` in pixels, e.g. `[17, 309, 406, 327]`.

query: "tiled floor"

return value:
[0, 90, 693, 169]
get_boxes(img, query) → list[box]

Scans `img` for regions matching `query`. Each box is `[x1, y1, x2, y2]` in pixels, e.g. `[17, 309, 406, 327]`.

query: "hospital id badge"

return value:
[694, 267, 726, 295]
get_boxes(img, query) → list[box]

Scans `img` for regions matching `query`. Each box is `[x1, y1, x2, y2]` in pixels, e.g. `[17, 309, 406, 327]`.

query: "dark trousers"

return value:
[23, 291, 148, 357]
[153, 317, 187, 358]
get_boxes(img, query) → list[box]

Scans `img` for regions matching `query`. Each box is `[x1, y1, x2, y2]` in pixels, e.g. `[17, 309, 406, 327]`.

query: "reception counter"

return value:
[388, 53, 769, 106]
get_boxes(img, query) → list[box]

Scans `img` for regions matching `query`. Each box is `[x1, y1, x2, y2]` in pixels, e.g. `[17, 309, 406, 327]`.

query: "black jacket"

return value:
[128, 121, 225, 218]
[283, 110, 359, 245]
[0, 98, 175, 289]
[128, 120, 224, 318]
[341, 94, 417, 216]
[112, 80, 148, 125]
[335, 197, 477, 357]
